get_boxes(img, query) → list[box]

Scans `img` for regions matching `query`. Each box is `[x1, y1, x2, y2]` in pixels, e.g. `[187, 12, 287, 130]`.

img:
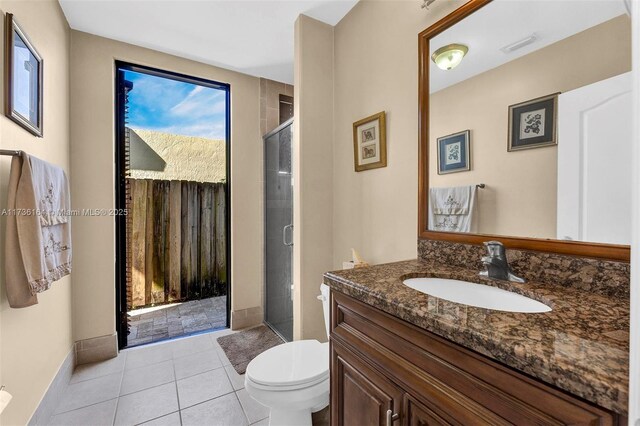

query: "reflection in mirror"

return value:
[427, 1, 631, 245]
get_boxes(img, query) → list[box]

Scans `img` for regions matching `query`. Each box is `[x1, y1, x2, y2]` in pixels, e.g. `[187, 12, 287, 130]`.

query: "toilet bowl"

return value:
[245, 284, 330, 426]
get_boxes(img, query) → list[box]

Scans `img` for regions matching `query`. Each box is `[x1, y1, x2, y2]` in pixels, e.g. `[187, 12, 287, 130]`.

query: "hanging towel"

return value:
[4, 153, 72, 308]
[428, 185, 477, 233]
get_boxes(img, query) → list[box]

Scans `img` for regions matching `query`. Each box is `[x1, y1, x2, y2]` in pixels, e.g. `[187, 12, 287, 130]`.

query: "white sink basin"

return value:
[403, 278, 551, 313]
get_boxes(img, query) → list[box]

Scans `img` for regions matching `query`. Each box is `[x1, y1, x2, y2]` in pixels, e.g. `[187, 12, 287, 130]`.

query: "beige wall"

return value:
[293, 15, 334, 341]
[70, 31, 263, 340]
[0, 1, 72, 424]
[429, 15, 631, 239]
[332, 0, 463, 267]
[129, 129, 226, 182]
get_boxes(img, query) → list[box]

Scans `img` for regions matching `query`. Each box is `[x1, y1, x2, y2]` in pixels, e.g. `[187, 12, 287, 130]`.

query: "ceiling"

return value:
[430, 0, 628, 93]
[58, 0, 358, 84]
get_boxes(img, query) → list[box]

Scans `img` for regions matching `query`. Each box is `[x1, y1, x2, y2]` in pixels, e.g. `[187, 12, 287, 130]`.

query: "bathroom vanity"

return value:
[324, 258, 629, 425]
[323, 0, 633, 423]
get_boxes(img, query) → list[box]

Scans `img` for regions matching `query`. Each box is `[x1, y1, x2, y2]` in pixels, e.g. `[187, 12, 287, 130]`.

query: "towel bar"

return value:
[0, 149, 22, 156]
[476, 183, 486, 189]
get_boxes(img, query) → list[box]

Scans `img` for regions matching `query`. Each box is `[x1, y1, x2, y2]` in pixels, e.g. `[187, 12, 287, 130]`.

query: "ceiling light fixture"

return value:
[431, 44, 469, 70]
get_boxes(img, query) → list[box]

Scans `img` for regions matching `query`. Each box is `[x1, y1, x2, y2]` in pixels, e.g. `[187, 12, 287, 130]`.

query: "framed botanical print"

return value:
[5, 13, 43, 137]
[508, 93, 558, 151]
[353, 111, 387, 172]
[437, 130, 470, 174]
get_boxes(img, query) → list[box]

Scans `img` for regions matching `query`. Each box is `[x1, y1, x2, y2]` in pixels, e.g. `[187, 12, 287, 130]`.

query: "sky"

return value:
[124, 70, 227, 140]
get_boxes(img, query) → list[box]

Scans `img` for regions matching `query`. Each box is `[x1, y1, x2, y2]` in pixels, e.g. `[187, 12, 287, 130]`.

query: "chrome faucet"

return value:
[479, 241, 525, 283]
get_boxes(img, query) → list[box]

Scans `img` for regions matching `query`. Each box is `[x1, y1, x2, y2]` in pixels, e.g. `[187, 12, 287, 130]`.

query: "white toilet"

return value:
[245, 284, 331, 426]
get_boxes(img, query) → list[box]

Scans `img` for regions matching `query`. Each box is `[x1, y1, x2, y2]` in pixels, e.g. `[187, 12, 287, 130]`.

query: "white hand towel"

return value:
[430, 185, 472, 215]
[5, 153, 72, 307]
[428, 185, 477, 233]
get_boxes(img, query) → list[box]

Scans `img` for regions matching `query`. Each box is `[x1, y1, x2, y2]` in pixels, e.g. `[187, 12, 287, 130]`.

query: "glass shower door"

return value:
[264, 119, 293, 341]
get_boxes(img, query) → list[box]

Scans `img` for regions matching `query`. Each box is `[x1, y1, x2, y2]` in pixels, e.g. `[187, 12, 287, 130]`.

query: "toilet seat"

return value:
[245, 340, 329, 391]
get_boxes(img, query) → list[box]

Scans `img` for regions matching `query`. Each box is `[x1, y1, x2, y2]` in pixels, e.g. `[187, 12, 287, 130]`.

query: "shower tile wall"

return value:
[260, 78, 294, 136]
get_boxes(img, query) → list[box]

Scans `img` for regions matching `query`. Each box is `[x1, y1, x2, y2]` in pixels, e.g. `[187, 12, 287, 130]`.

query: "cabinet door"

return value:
[404, 395, 451, 426]
[332, 340, 403, 426]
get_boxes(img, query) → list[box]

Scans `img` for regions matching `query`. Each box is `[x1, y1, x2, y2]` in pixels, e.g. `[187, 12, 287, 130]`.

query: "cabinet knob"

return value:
[386, 409, 399, 426]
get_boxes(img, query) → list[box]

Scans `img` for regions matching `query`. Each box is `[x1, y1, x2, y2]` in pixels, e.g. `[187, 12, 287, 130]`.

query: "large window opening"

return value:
[115, 62, 231, 348]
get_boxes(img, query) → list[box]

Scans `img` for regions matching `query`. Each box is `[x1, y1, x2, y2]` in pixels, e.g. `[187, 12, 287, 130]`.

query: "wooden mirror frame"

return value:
[417, 0, 630, 262]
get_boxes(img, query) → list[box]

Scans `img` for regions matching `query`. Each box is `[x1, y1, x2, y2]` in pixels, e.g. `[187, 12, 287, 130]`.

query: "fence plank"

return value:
[144, 180, 154, 304]
[215, 183, 227, 294]
[162, 181, 171, 303]
[200, 184, 213, 297]
[189, 182, 200, 298]
[152, 181, 166, 304]
[131, 180, 147, 307]
[168, 181, 181, 301]
[180, 181, 191, 300]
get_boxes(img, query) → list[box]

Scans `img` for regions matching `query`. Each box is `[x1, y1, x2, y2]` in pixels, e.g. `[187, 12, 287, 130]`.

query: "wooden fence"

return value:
[127, 179, 227, 308]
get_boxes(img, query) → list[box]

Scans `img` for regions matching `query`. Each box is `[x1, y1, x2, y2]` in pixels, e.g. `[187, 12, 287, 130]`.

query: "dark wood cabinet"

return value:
[329, 290, 625, 426]
[404, 394, 450, 426]
[332, 340, 402, 426]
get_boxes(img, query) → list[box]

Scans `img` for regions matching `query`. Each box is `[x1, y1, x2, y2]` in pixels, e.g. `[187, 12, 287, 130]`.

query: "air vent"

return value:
[500, 34, 537, 54]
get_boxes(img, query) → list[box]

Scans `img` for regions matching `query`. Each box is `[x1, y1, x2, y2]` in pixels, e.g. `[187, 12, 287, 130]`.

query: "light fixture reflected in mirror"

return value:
[431, 43, 468, 70]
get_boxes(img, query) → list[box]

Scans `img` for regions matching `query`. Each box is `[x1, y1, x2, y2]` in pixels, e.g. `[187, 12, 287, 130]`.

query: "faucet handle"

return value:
[483, 241, 506, 258]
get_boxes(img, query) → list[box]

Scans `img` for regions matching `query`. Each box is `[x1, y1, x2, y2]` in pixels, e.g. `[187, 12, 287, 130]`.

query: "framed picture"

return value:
[5, 13, 43, 137]
[508, 93, 558, 152]
[353, 111, 387, 172]
[437, 130, 470, 174]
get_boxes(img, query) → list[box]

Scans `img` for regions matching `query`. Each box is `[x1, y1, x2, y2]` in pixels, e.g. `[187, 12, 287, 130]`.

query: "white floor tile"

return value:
[120, 359, 175, 396]
[176, 369, 233, 409]
[55, 373, 122, 414]
[171, 334, 214, 359]
[48, 399, 117, 425]
[181, 393, 248, 426]
[224, 365, 245, 391]
[70, 354, 127, 384]
[125, 343, 173, 370]
[114, 382, 179, 425]
[139, 411, 181, 425]
[236, 389, 269, 424]
[173, 349, 222, 380]
[250, 418, 269, 426]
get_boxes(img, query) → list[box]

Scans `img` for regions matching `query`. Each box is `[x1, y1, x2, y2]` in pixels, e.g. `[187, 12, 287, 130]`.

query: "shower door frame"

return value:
[263, 118, 294, 342]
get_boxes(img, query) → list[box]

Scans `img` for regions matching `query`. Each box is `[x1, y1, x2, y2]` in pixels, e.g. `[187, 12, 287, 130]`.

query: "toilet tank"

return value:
[319, 284, 330, 339]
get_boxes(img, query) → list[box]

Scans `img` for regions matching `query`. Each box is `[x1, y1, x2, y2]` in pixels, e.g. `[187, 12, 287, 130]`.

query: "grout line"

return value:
[111, 361, 126, 426]
[233, 390, 252, 425]
[175, 364, 227, 385]
[132, 410, 181, 426]
[68, 353, 128, 385]
[177, 389, 237, 412]
[68, 368, 125, 386]
[118, 378, 175, 397]
[51, 397, 120, 418]
[173, 352, 182, 412]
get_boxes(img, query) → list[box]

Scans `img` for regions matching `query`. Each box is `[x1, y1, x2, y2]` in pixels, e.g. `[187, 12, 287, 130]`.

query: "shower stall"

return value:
[263, 118, 294, 341]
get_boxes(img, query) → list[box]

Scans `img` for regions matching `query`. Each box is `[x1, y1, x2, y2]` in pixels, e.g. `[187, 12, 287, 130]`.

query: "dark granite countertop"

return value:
[323, 259, 629, 414]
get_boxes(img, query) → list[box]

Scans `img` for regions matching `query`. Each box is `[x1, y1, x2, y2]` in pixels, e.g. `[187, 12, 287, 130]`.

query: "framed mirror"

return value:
[418, 0, 631, 261]
[4, 13, 43, 137]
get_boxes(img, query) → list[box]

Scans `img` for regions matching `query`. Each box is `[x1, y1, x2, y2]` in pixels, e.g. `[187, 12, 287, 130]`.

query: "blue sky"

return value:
[124, 70, 227, 140]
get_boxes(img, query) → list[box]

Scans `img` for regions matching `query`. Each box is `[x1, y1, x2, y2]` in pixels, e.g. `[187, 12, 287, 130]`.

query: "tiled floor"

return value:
[48, 329, 269, 426]
[128, 297, 227, 346]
